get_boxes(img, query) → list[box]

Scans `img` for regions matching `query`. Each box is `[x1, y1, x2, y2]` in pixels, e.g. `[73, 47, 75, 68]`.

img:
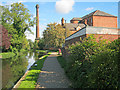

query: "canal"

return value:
[2, 51, 45, 89]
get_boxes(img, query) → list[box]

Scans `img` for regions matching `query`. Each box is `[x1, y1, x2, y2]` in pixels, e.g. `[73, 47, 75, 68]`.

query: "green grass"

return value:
[57, 56, 66, 69]
[57, 56, 72, 88]
[0, 52, 15, 59]
[18, 53, 51, 88]
[35, 50, 48, 53]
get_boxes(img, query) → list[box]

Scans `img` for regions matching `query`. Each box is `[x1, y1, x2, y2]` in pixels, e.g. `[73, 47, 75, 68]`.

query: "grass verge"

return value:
[0, 52, 15, 59]
[57, 56, 66, 69]
[35, 50, 48, 53]
[57, 56, 72, 88]
[18, 53, 51, 88]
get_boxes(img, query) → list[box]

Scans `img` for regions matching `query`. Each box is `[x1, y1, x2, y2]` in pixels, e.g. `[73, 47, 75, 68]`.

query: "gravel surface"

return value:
[36, 52, 71, 88]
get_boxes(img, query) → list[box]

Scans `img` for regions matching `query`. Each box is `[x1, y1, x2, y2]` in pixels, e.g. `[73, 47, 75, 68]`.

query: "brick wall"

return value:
[62, 26, 119, 59]
[62, 34, 118, 59]
[93, 16, 117, 28]
[62, 35, 86, 59]
[65, 34, 86, 46]
[86, 34, 118, 42]
[82, 16, 93, 26]
[66, 26, 118, 44]
[66, 34, 118, 46]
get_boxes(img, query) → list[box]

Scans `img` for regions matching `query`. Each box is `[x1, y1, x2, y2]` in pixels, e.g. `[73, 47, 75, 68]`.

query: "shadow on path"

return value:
[36, 52, 71, 88]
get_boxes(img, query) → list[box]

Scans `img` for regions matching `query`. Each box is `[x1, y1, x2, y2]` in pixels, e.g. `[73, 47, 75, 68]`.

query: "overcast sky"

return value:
[0, 0, 119, 41]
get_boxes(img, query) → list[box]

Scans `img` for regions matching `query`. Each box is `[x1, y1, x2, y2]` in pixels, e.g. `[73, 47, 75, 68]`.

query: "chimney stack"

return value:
[35, 4, 40, 41]
[61, 17, 64, 26]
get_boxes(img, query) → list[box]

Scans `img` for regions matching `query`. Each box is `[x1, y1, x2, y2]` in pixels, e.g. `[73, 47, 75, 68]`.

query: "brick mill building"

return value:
[61, 10, 118, 45]
[61, 10, 119, 58]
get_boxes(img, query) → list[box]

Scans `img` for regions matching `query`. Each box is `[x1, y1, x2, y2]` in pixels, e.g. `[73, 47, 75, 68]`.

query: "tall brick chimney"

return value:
[35, 4, 40, 41]
[61, 17, 64, 26]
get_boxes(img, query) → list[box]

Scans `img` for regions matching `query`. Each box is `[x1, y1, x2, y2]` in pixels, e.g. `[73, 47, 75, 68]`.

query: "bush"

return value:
[57, 56, 66, 68]
[20, 49, 26, 53]
[65, 35, 119, 88]
[0, 52, 15, 59]
[12, 48, 18, 55]
[87, 49, 118, 88]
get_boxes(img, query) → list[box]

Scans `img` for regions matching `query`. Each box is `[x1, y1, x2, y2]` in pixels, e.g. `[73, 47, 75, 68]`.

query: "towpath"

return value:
[36, 52, 71, 88]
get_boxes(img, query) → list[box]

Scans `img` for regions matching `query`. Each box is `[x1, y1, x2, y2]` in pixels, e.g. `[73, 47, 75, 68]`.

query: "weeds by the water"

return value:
[18, 53, 51, 88]
[0, 52, 15, 59]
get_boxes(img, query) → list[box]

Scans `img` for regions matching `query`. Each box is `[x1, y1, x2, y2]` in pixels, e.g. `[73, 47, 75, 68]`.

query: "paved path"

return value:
[36, 52, 71, 88]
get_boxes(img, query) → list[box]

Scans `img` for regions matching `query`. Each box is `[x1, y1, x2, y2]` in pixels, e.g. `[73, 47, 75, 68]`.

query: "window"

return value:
[91, 18, 92, 23]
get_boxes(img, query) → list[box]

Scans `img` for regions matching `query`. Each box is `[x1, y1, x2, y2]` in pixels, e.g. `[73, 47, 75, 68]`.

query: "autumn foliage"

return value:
[0, 25, 11, 50]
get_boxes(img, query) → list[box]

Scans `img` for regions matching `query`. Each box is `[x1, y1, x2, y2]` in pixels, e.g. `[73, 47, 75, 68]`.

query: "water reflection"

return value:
[26, 52, 35, 72]
[2, 51, 44, 89]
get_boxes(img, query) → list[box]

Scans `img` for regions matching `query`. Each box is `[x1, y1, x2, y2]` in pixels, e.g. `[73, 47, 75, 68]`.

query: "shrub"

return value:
[87, 49, 118, 88]
[20, 49, 26, 53]
[12, 48, 18, 55]
[65, 35, 119, 88]
[0, 52, 15, 59]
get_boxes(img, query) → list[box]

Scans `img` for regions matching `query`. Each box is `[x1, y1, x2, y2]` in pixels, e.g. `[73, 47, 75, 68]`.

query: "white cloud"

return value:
[25, 28, 36, 42]
[85, 7, 94, 11]
[55, 0, 75, 14]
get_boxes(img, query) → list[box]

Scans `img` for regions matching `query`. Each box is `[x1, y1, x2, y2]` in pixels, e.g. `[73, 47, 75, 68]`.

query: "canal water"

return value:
[2, 51, 44, 89]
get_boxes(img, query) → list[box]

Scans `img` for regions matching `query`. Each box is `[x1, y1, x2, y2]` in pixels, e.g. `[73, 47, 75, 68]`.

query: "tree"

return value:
[28, 39, 34, 49]
[0, 25, 11, 52]
[33, 40, 38, 50]
[1, 3, 36, 51]
[43, 23, 70, 48]
[38, 38, 45, 50]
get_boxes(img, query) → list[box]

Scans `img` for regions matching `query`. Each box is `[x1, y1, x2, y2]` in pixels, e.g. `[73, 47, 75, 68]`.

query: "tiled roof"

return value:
[82, 10, 117, 19]
[64, 23, 85, 31]
[71, 17, 82, 21]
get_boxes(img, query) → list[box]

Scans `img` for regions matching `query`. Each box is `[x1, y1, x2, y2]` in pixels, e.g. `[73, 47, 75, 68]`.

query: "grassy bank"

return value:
[0, 52, 15, 59]
[1, 50, 47, 59]
[57, 56, 66, 69]
[18, 52, 51, 88]
[35, 50, 48, 53]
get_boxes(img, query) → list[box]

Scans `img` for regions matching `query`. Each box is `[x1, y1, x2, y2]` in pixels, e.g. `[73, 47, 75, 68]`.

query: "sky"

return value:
[0, 0, 119, 41]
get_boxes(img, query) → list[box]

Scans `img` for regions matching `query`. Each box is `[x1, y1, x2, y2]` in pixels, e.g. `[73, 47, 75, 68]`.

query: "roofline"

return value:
[82, 14, 117, 20]
[65, 26, 118, 40]
[82, 10, 96, 19]
[70, 19, 82, 21]
[65, 26, 86, 39]
[82, 10, 117, 19]
[93, 15, 117, 18]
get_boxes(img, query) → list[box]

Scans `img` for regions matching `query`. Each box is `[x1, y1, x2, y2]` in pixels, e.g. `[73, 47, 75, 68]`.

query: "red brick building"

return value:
[69, 10, 117, 28]
[61, 10, 117, 35]
[61, 10, 118, 44]
[61, 17, 86, 34]
[61, 10, 119, 58]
